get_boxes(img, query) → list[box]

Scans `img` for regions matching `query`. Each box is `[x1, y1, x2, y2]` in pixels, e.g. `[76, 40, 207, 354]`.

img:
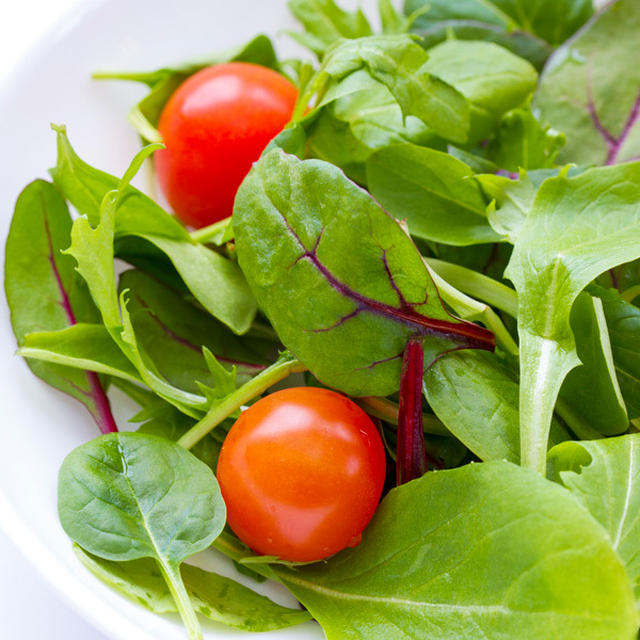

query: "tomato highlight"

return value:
[156, 62, 297, 228]
[216, 387, 386, 562]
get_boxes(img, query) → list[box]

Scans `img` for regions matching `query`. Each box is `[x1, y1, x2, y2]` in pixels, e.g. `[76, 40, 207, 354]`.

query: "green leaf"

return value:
[425, 350, 569, 462]
[558, 292, 629, 436]
[287, 0, 372, 57]
[423, 40, 538, 143]
[275, 460, 638, 640]
[591, 285, 640, 419]
[535, 0, 640, 166]
[233, 149, 494, 397]
[488, 108, 565, 171]
[50, 127, 257, 334]
[94, 35, 278, 143]
[549, 434, 640, 603]
[58, 432, 226, 639]
[405, 0, 593, 46]
[505, 163, 640, 472]
[75, 548, 311, 631]
[366, 142, 502, 246]
[4, 180, 116, 432]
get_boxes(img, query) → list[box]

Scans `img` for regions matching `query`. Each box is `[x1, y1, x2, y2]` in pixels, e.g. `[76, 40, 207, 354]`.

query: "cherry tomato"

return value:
[216, 387, 386, 562]
[156, 62, 298, 228]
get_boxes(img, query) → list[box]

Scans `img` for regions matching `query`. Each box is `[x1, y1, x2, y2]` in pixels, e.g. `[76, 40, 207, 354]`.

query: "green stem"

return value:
[621, 284, 640, 304]
[177, 356, 307, 449]
[426, 258, 519, 317]
[157, 560, 201, 640]
[357, 396, 450, 436]
[555, 398, 604, 441]
[190, 217, 232, 244]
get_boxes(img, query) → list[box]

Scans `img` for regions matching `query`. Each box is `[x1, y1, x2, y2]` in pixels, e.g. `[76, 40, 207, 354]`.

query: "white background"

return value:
[1, 2, 107, 637]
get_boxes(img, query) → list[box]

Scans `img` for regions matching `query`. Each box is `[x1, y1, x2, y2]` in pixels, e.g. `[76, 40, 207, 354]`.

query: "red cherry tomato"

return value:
[216, 387, 386, 562]
[156, 62, 298, 228]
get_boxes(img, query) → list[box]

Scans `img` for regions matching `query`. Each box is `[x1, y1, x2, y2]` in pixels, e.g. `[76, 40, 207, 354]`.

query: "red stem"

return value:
[396, 338, 428, 485]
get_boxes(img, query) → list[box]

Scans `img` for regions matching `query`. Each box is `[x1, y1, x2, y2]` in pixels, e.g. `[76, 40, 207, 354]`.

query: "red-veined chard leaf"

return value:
[233, 149, 494, 397]
[505, 163, 640, 473]
[535, 0, 640, 166]
[274, 460, 638, 640]
[4, 180, 117, 433]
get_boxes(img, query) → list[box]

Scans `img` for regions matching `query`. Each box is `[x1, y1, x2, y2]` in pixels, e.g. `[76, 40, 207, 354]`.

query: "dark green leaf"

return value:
[275, 460, 638, 639]
[234, 149, 494, 397]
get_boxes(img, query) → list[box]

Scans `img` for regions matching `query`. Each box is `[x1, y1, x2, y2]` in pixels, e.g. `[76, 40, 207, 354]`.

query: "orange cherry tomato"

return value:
[156, 62, 298, 228]
[216, 387, 386, 562]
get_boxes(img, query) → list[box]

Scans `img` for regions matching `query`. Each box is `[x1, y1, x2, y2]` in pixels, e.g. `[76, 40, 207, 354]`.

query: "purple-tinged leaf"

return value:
[5, 180, 117, 433]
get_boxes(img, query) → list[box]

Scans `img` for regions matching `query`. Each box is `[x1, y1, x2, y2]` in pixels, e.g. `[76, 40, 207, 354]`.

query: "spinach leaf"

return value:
[423, 40, 538, 143]
[233, 149, 494, 397]
[405, 0, 593, 47]
[58, 432, 226, 640]
[75, 547, 310, 631]
[287, 0, 372, 57]
[549, 434, 640, 602]
[558, 292, 629, 436]
[535, 0, 640, 165]
[505, 163, 640, 473]
[50, 127, 257, 334]
[94, 34, 278, 143]
[366, 143, 502, 246]
[4, 180, 116, 433]
[275, 460, 638, 640]
[591, 285, 640, 419]
[425, 350, 569, 462]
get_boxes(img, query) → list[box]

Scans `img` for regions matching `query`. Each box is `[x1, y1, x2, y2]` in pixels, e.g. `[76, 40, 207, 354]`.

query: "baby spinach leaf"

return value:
[488, 108, 565, 171]
[287, 0, 372, 57]
[58, 432, 226, 640]
[94, 34, 278, 143]
[405, 0, 593, 47]
[558, 292, 629, 436]
[366, 143, 502, 246]
[506, 163, 640, 473]
[535, 0, 640, 165]
[233, 149, 494, 397]
[50, 127, 257, 334]
[4, 180, 117, 433]
[425, 350, 569, 462]
[275, 460, 638, 640]
[75, 547, 311, 631]
[423, 40, 538, 143]
[19, 324, 141, 384]
[591, 285, 640, 419]
[549, 434, 640, 603]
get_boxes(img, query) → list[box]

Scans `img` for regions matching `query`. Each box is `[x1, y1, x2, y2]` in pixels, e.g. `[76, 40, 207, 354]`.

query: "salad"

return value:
[4, 0, 640, 639]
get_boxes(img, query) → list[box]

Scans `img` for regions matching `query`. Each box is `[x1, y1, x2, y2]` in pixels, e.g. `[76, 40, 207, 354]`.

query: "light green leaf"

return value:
[275, 460, 638, 640]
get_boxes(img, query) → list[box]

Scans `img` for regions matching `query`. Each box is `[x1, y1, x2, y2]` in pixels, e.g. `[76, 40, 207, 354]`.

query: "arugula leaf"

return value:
[50, 127, 257, 334]
[233, 149, 494, 397]
[75, 548, 310, 631]
[366, 142, 502, 245]
[94, 34, 278, 143]
[58, 432, 226, 640]
[4, 180, 116, 433]
[549, 434, 640, 603]
[505, 163, 640, 473]
[423, 40, 538, 143]
[425, 350, 569, 462]
[558, 292, 629, 436]
[405, 0, 593, 47]
[591, 285, 640, 419]
[287, 0, 372, 57]
[275, 460, 638, 640]
[535, 0, 640, 165]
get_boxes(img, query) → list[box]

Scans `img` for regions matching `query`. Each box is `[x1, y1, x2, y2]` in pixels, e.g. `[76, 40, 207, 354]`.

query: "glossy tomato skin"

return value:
[156, 62, 297, 228]
[216, 387, 386, 562]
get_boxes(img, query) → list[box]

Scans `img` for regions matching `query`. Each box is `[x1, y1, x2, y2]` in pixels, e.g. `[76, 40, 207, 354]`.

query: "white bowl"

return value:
[0, 0, 373, 637]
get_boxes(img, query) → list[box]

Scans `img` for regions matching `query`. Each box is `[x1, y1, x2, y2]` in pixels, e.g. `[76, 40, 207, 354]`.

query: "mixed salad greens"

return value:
[5, 0, 640, 638]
